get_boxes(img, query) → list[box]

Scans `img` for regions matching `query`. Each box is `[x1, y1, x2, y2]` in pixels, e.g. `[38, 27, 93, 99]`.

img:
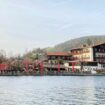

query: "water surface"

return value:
[0, 76, 105, 105]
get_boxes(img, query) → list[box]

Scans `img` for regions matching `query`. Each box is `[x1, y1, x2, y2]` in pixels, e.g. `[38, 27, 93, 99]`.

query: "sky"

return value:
[0, 0, 105, 56]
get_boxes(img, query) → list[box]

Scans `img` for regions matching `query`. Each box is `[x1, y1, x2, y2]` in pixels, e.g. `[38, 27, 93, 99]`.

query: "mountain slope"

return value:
[46, 35, 105, 52]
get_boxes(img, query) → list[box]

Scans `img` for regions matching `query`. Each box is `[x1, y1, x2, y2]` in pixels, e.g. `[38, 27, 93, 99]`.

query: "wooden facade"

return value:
[70, 43, 105, 67]
[46, 52, 72, 64]
[70, 47, 93, 61]
[93, 43, 105, 67]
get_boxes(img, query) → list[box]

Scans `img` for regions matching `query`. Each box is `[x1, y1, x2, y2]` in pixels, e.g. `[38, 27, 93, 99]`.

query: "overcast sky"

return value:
[0, 0, 105, 56]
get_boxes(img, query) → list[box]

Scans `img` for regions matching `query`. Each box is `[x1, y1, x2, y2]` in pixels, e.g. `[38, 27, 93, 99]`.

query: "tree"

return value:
[87, 38, 92, 46]
[0, 50, 6, 63]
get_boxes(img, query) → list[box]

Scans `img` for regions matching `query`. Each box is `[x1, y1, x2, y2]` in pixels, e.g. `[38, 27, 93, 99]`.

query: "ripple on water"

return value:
[0, 76, 104, 105]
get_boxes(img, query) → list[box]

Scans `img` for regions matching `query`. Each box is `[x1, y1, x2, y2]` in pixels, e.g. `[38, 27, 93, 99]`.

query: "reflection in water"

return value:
[0, 76, 104, 105]
[76, 77, 96, 105]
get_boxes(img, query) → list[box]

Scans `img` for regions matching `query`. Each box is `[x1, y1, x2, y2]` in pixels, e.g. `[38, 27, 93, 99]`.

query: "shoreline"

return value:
[0, 73, 104, 76]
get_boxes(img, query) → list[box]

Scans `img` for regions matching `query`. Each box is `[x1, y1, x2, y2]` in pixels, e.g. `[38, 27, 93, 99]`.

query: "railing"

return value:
[71, 50, 90, 55]
[43, 63, 65, 68]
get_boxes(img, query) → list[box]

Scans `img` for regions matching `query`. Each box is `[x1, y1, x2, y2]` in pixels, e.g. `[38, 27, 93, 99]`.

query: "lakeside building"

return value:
[46, 52, 72, 64]
[45, 43, 105, 73]
[64, 43, 105, 73]
[70, 43, 105, 64]
[0, 43, 105, 75]
[43, 52, 72, 74]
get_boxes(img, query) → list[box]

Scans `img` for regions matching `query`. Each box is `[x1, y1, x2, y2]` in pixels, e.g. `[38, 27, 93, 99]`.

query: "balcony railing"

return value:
[43, 63, 65, 68]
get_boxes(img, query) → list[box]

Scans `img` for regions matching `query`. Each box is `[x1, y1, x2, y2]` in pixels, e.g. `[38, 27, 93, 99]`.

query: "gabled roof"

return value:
[71, 42, 105, 51]
[91, 42, 105, 47]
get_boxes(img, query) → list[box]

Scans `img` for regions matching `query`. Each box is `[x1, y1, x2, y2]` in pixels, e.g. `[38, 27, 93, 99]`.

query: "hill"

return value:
[23, 35, 105, 60]
[46, 35, 105, 52]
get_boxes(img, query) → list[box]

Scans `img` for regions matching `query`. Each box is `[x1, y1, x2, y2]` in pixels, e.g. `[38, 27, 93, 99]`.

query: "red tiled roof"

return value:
[47, 52, 71, 56]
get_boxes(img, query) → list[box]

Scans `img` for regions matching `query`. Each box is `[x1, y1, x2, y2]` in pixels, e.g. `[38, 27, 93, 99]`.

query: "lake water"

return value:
[0, 76, 105, 105]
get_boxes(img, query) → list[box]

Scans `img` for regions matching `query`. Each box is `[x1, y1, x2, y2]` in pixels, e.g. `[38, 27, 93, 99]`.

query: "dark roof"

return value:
[92, 42, 105, 47]
[70, 48, 83, 51]
[71, 42, 105, 51]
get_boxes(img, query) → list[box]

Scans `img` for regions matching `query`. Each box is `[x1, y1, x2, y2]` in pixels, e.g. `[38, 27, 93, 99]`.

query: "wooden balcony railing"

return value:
[43, 63, 65, 68]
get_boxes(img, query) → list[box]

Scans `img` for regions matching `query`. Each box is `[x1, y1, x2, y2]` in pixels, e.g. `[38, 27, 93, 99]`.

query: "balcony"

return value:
[43, 63, 65, 68]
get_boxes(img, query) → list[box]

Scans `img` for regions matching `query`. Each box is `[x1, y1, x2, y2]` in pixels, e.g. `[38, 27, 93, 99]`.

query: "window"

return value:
[95, 54, 98, 57]
[96, 59, 98, 62]
[95, 48, 97, 52]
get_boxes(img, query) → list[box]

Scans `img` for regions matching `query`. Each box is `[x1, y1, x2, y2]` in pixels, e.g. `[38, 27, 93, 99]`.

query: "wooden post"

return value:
[0, 64, 1, 71]
[72, 62, 75, 73]
[40, 62, 43, 75]
[58, 63, 60, 75]
[26, 63, 28, 74]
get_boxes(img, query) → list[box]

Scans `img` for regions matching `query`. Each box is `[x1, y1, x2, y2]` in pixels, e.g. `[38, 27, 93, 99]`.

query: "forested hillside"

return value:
[46, 35, 105, 52]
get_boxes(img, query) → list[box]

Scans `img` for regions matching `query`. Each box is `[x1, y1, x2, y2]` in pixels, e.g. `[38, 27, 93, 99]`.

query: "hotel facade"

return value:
[64, 43, 105, 72]
[70, 43, 105, 64]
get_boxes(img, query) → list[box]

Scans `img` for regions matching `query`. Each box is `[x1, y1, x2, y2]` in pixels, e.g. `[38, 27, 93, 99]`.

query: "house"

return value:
[70, 43, 105, 64]
[65, 43, 105, 72]
[46, 52, 72, 64]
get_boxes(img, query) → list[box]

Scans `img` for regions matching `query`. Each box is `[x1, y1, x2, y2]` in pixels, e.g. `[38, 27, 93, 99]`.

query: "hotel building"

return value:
[46, 52, 72, 64]
[65, 43, 105, 72]
[70, 43, 105, 64]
